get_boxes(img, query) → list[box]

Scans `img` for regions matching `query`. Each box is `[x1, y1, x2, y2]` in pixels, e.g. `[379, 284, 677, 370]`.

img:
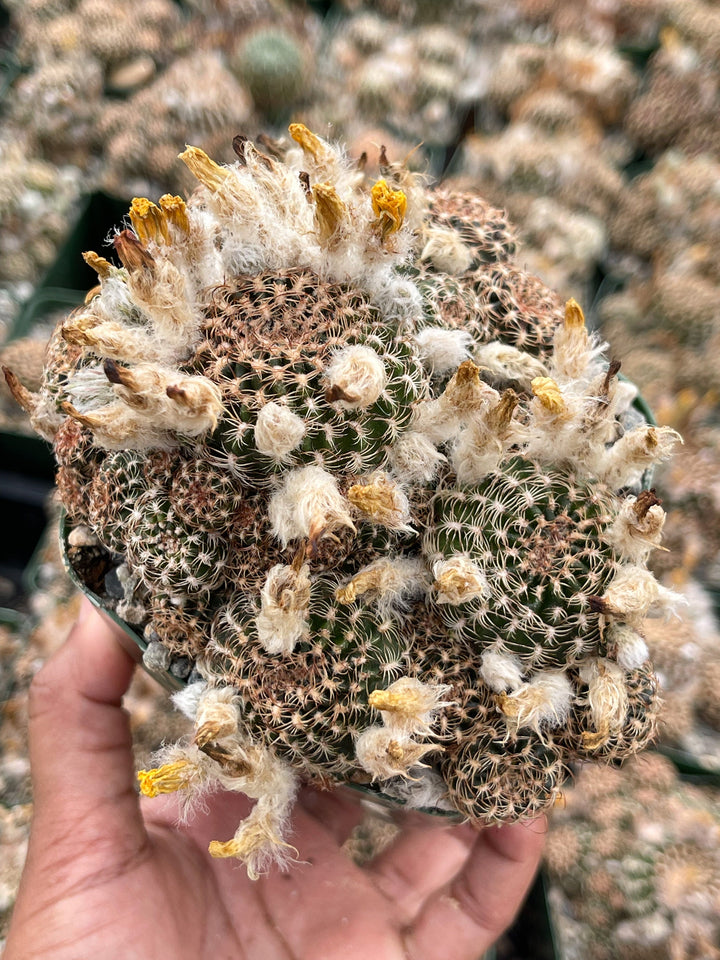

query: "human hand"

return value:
[4, 600, 546, 960]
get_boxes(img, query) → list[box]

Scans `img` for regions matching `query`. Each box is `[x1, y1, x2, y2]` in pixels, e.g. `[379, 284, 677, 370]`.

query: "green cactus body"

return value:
[444, 727, 567, 822]
[205, 583, 408, 777]
[424, 457, 619, 669]
[197, 271, 429, 485]
[125, 493, 229, 594]
[233, 28, 308, 116]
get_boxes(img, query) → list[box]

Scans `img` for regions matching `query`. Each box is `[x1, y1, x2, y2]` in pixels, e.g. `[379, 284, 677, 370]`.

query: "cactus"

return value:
[545, 755, 720, 960]
[5, 125, 683, 878]
[231, 28, 310, 117]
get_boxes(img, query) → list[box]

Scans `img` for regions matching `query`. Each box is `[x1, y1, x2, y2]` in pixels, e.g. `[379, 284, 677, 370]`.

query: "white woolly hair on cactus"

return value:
[420, 225, 473, 274]
[324, 344, 387, 409]
[254, 402, 307, 460]
[414, 327, 474, 375]
[433, 556, 488, 605]
[388, 429, 447, 482]
[268, 465, 356, 548]
[605, 492, 667, 564]
[480, 649, 526, 693]
[335, 556, 429, 613]
[606, 623, 650, 672]
[578, 658, 629, 746]
[474, 341, 548, 387]
[368, 676, 453, 737]
[497, 670, 574, 738]
[354, 725, 436, 781]
[256, 561, 312, 655]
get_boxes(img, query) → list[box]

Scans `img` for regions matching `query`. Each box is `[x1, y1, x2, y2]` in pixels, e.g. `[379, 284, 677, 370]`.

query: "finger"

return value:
[27, 599, 145, 854]
[366, 819, 477, 923]
[258, 805, 407, 960]
[297, 784, 366, 845]
[403, 818, 547, 960]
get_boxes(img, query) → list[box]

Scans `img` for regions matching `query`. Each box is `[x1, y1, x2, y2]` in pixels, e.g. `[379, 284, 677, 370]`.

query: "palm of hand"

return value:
[5, 606, 545, 960]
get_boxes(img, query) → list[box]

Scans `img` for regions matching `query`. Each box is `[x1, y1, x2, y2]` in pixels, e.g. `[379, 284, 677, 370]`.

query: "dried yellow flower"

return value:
[137, 759, 196, 798]
[371, 179, 407, 238]
[532, 376, 565, 414]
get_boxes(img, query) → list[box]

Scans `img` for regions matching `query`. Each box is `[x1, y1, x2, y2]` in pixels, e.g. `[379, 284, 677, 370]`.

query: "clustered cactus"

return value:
[643, 582, 720, 770]
[545, 754, 720, 960]
[0, 135, 83, 333]
[5, 126, 683, 877]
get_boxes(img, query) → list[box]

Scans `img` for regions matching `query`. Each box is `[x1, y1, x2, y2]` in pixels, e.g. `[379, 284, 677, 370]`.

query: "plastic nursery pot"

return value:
[0, 461, 54, 611]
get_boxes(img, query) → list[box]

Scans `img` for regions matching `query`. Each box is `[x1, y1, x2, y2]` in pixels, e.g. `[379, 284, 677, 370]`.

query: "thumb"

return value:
[27, 598, 146, 855]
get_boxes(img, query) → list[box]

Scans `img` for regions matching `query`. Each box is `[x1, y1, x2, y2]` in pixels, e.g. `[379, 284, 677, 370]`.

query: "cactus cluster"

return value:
[6, 126, 683, 877]
[644, 581, 720, 771]
[0, 136, 83, 333]
[545, 754, 720, 960]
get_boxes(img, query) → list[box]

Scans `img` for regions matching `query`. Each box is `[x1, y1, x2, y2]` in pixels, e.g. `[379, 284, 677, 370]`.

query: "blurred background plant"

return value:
[545, 754, 720, 960]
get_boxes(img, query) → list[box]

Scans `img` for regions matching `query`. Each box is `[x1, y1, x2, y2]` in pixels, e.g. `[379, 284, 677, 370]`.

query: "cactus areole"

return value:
[6, 126, 682, 878]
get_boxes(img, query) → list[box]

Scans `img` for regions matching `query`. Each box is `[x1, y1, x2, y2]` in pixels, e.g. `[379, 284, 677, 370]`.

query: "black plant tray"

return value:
[0, 464, 53, 612]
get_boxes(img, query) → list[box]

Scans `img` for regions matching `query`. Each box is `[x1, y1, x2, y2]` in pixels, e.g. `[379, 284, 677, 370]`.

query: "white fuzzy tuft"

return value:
[194, 686, 240, 745]
[254, 402, 306, 460]
[606, 623, 649, 671]
[420, 225, 473, 274]
[497, 670, 574, 736]
[208, 733, 299, 879]
[347, 472, 412, 531]
[550, 298, 595, 382]
[380, 766, 456, 811]
[600, 565, 686, 624]
[256, 562, 312, 654]
[474, 341, 547, 386]
[335, 556, 429, 613]
[324, 345, 387, 409]
[415, 327, 474, 374]
[605, 495, 666, 564]
[413, 398, 463, 445]
[171, 680, 209, 721]
[354, 725, 435, 781]
[433, 556, 488, 605]
[388, 430, 446, 482]
[452, 420, 505, 485]
[597, 426, 683, 490]
[65, 363, 223, 450]
[368, 676, 453, 737]
[578, 658, 629, 747]
[480, 650, 525, 693]
[268, 465, 355, 547]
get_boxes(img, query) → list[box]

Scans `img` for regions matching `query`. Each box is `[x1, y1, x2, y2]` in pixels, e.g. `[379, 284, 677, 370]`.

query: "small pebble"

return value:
[143, 640, 171, 673]
[107, 55, 157, 94]
[169, 657, 192, 680]
[104, 567, 124, 600]
[187, 667, 204, 685]
[116, 600, 146, 624]
[68, 525, 100, 547]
